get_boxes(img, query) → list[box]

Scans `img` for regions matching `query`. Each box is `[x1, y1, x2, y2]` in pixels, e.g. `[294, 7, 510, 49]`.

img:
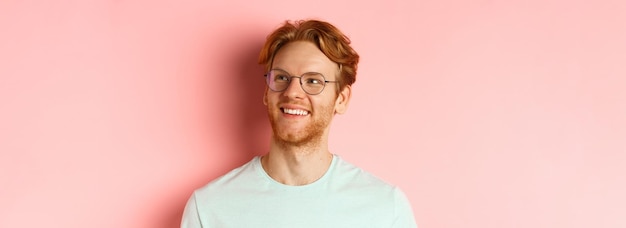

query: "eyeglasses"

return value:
[264, 69, 337, 95]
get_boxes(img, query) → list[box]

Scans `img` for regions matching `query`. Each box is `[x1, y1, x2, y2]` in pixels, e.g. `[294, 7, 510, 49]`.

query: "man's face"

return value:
[263, 41, 351, 147]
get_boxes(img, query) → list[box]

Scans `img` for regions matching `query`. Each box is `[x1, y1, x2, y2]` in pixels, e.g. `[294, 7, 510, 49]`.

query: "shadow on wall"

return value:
[231, 34, 272, 159]
[155, 25, 271, 228]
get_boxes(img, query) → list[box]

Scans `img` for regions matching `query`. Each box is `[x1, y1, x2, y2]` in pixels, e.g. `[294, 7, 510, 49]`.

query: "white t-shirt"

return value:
[181, 155, 417, 228]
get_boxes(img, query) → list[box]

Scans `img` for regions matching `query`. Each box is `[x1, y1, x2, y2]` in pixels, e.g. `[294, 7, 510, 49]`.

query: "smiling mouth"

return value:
[281, 108, 310, 116]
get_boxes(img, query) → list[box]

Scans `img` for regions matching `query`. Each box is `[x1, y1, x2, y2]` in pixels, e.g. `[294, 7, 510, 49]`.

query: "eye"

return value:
[305, 78, 322, 84]
[274, 74, 290, 82]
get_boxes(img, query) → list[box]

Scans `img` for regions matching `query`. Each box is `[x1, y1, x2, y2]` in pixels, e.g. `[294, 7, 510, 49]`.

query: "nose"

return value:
[282, 76, 306, 99]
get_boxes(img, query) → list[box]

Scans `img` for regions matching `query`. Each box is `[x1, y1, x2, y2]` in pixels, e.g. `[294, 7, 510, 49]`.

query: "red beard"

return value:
[267, 100, 334, 148]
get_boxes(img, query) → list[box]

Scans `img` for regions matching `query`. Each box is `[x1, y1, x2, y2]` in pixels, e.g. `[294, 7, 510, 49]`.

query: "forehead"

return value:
[272, 41, 338, 77]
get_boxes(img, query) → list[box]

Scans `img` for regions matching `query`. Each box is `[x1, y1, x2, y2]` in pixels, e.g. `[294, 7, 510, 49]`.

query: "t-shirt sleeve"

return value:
[391, 188, 418, 228]
[181, 192, 203, 228]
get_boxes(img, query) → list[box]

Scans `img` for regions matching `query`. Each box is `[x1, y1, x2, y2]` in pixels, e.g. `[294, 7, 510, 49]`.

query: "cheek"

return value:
[265, 93, 278, 105]
[265, 94, 286, 113]
[313, 97, 337, 114]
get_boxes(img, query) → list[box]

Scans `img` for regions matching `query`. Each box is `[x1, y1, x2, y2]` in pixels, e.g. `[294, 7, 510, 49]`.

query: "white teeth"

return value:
[283, 108, 309, 116]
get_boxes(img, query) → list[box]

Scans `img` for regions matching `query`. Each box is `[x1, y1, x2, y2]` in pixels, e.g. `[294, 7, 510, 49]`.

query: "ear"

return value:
[263, 87, 269, 106]
[334, 85, 351, 114]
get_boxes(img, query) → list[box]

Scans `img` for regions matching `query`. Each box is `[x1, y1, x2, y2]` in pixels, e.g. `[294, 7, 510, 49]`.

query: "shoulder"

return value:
[332, 156, 395, 189]
[328, 156, 403, 201]
[327, 156, 417, 226]
[193, 157, 261, 199]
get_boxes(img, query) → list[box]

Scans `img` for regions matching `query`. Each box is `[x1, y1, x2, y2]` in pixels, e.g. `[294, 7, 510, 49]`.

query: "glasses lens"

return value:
[301, 73, 326, 94]
[267, 70, 290, 92]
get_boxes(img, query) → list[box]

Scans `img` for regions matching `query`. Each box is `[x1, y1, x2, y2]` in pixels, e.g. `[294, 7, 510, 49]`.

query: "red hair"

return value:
[258, 20, 360, 91]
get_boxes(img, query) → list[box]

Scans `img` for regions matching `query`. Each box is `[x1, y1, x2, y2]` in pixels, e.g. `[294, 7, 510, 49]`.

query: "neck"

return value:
[261, 136, 333, 186]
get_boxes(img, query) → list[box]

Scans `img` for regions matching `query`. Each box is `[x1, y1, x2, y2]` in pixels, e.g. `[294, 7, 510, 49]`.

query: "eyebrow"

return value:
[270, 68, 289, 73]
[270, 68, 325, 76]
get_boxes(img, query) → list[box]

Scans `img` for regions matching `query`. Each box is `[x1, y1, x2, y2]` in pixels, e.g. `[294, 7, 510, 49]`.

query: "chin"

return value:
[273, 129, 323, 147]
[268, 109, 331, 147]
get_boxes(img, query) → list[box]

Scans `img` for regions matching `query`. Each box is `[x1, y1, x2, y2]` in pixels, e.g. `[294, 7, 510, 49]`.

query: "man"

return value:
[181, 19, 417, 227]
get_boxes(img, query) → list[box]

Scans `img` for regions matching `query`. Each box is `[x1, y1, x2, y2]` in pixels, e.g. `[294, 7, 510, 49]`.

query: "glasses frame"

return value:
[264, 69, 338, 95]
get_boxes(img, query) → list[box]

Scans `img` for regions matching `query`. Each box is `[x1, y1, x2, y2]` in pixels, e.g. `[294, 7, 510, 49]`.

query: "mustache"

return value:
[277, 98, 309, 107]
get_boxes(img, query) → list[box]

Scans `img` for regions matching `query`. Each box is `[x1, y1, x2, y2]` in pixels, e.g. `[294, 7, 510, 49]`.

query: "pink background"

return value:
[1, 0, 625, 227]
